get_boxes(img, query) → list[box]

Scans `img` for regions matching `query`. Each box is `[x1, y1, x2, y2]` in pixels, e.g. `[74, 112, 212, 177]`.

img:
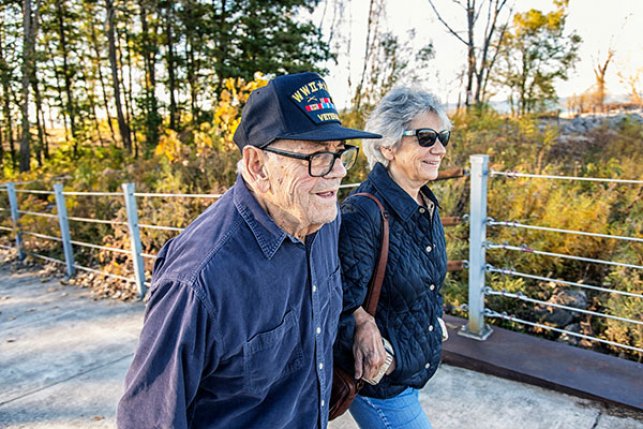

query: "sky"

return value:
[313, 0, 643, 109]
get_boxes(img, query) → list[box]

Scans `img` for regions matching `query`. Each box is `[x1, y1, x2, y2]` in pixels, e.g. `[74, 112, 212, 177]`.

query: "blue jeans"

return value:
[349, 387, 432, 429]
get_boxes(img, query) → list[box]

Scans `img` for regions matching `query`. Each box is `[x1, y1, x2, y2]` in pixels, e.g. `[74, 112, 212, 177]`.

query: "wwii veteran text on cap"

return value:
[233, 72, 381, 150]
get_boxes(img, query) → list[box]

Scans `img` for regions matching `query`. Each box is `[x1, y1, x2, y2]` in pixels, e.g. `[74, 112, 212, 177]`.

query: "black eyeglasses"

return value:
[402, 128, 451, 148]
[261, 144, 359, 177]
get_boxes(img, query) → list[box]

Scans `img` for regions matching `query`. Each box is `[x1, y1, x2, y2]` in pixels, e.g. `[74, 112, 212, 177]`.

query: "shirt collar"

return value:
[233, 174, 291, 260]
[369, 162, 441, 221]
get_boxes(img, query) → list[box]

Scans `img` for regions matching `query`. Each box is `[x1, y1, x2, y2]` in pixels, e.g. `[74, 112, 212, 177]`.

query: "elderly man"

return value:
[116, 72, 380, 429]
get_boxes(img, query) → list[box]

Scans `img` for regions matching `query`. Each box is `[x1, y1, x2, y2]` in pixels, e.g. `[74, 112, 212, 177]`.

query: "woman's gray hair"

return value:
[362, 86, 451, 170]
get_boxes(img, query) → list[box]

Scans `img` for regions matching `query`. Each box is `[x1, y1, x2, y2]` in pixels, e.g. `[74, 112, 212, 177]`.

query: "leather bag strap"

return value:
[352, 193, 389, 317]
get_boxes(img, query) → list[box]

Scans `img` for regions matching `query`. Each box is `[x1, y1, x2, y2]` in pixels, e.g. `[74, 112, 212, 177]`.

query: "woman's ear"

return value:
[380, 145, 395, 161]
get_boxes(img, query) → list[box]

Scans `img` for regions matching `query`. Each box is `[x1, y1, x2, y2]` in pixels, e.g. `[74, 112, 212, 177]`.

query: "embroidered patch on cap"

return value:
[290, 79, 340, 124]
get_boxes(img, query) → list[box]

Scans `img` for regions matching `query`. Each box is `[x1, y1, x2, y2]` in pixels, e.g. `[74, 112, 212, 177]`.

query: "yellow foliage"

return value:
[212, 73, 269, 146]
[155, 130, 182, 162]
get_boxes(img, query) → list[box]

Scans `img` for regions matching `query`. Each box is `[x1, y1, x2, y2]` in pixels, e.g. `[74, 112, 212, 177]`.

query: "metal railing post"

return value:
[54, 183, 75, 277]
[6, 183, 25, 260]
[459, 155, 493, 340]
[122, 183, 146, 298]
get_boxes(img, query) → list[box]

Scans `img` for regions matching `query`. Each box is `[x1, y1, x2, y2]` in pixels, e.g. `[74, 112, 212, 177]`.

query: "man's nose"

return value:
[326, 157, 347, 179]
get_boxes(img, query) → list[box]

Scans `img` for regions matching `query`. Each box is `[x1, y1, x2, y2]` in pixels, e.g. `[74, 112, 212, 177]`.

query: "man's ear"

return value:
[242, 146, 270, 192]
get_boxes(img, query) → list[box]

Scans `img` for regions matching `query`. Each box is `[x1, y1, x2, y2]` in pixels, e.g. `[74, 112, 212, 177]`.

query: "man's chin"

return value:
[311, 207, 338, 226]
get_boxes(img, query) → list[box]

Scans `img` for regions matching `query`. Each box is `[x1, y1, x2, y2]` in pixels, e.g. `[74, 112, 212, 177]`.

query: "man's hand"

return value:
[352, 307, 387, 380]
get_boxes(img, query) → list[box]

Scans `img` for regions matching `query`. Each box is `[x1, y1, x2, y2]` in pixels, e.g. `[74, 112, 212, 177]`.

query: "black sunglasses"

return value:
[402, 128, 451, 148]
[261, 144, 359, 177]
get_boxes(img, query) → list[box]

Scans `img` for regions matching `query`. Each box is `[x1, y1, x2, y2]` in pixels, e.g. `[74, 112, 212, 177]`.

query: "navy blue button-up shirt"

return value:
[117, 175, 343, 429]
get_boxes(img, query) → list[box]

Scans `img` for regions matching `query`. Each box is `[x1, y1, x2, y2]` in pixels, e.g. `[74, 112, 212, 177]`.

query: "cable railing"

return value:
[1, 157, 638, 358]
[0, 182, 233, 297]
[461, 155, 642, 356]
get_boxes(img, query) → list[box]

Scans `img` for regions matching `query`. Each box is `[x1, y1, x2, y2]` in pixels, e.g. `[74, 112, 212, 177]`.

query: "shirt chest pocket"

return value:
[243, 310, 304, 395]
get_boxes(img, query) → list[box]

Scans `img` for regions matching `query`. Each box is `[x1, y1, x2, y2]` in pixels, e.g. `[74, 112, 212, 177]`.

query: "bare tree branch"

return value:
[427, 0, 467, 45]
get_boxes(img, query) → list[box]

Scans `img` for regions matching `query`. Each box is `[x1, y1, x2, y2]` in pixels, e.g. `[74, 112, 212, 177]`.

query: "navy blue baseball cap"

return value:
[233, 72, 381, 150]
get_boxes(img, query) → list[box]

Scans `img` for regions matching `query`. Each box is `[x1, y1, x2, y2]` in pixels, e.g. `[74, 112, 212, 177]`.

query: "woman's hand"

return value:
[352, 307, 388, 380]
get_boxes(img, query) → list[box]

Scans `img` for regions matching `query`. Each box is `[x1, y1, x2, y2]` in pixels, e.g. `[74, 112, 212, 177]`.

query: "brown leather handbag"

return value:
[329, 193, 390, 421]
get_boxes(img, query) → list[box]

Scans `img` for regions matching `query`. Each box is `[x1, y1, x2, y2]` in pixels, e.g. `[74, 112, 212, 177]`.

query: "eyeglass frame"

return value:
[402, 128, 451, 148]
[261, 143, 359, 177]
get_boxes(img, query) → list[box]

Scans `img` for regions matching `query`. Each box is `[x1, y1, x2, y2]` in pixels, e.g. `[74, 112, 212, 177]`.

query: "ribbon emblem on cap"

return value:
[290, 79, 340, 124]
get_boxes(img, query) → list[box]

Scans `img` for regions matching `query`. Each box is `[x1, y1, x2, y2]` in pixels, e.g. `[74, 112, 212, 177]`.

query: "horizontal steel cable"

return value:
[0, 225, 12, 232]
[485, 309, 643, 354]
[486, 265, 643, 299]
[490, 170, 643, 184]
[67, 216, 127, 226]
[21, 231, 62, 242]
[62, 191, 122, 197]
[26, 251, 65, 266]
[73, 264, 135, 283]
[140, 253, 156, 259]
[485, 287, 643, 326]
[14, 189, 55, 195]
[339, 183, 360, 189]
[70, 240, 131, 255]
[486, 242, 643, 270]
[134, 192, 222, 199]
[17, 210, 58, 219]
[487, 219, 643, 243]
[138, 223, 184, 232]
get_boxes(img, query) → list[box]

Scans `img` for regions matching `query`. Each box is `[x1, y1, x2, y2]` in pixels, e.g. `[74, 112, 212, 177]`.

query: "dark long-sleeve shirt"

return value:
[117, 175, 342, 428]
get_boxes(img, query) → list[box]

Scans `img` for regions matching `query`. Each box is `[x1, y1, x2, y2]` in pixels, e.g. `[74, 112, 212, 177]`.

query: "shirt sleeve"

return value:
[117, 280, 217, 429]
[333, 198, 380, 373]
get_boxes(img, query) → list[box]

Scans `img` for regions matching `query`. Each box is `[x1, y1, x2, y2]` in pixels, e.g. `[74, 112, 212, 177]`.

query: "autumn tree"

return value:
[592, 49, 614, 112]
[493, 0, 581, 115]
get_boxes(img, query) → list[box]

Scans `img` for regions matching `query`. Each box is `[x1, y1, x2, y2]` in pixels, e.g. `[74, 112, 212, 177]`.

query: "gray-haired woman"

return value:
[334, 86, 451, 428]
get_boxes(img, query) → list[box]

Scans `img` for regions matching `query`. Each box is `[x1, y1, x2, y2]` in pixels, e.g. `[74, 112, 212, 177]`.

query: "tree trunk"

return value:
[81, 72, 104, 146]
[121, 28, 138, 156]
[44, 42, 68, 137]
[353, 0, 379, 112]
[464, 0, 475, 109]
[105, 0, 131, 152]
[55, 0, 78, 158]
[32, 73, 45, 166]
[185, 40, 197, 126]
[164, 2, 178, 129]
[89, 13, 116, 144]
[0, 15, 11, 167]
[139, 1, 160, 149]
[20, 0, 33, 172]
[30, 0, 44, 166]
[213, 0, 227, 99]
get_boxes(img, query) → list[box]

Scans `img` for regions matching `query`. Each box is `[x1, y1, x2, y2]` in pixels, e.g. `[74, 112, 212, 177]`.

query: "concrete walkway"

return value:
[0, 265, 641, 429]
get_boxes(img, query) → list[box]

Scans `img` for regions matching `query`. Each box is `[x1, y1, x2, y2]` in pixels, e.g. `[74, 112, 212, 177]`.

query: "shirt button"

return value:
[321, 400, 325, 407]
[428, 324, 434, 332]
[425, 362, 431, 369]
[419, 207, 426, 214]
[319, 362, 324, 370]
[316, 327, 321, 335]
[312, 284, 317, 293]
[425, 245, 432, 253]
[429, 284, 435, 291]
